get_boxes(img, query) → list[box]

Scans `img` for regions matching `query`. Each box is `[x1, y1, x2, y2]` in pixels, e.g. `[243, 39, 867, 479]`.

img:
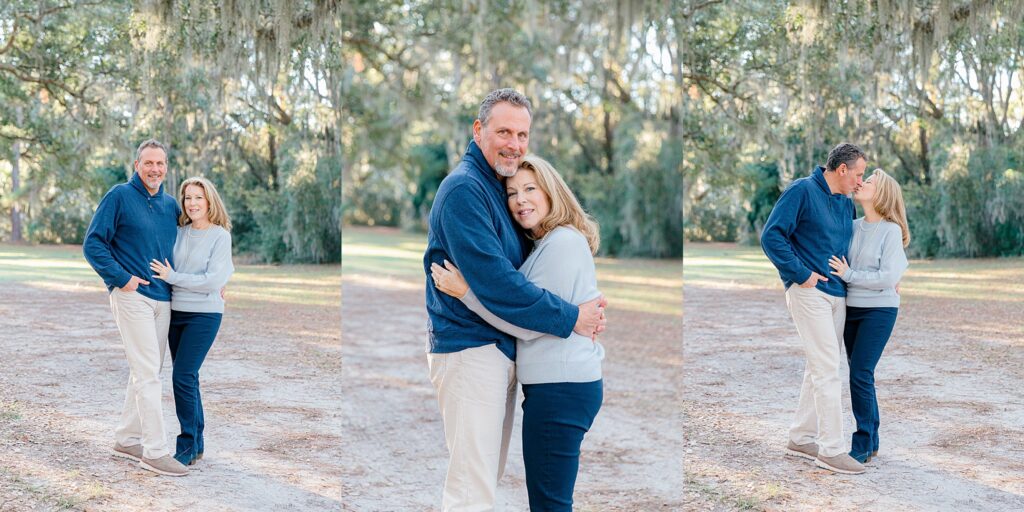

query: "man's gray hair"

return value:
[135, 139, 168, 162]
[825, 143, 866, 172]
[478, 88, 532, 126]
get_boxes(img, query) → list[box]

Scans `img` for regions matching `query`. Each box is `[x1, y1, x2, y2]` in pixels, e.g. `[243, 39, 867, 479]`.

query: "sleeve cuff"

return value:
[792, 268, 812, 287]
[561, 303, 579, 338]
[112, 272, 132, 289]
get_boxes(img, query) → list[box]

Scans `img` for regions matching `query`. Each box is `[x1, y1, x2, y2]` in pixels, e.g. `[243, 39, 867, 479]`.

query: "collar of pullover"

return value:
[464, 140, 505, 194]
[812, 165, 844, 197]
[129, 171, 164, 198]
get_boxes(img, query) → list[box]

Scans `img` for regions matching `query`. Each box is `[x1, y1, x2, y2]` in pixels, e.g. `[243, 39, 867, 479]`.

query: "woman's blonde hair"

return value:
[870, 169, 910, 248]
[516, 154, 600, 255]
[178, 176, 232, 231]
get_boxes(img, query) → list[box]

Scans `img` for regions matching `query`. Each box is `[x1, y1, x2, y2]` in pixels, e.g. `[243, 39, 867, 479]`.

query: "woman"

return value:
[828, 168, 910, 464]
[431, 154, 603, 511]
[150, 176, 234, 466]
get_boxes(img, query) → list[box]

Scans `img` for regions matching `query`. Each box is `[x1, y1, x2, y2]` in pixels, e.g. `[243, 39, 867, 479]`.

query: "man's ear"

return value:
[472, 119, 482, 143]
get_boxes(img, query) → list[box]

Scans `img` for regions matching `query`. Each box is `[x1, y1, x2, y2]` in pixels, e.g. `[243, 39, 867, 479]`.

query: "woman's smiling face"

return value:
[183, 184, 209, 224]
[506, 169, 550, 236]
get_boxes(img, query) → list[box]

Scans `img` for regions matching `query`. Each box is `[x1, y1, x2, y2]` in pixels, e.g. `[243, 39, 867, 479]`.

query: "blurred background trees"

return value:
[0, 0, 341, 263]
[341, 0, 685, 258]
[13, 1, 1015, 261]
[682, 0, 1024, 257]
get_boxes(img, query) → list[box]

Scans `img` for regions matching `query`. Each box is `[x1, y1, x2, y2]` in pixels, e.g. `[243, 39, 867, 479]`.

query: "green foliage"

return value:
[740, 160, 781, 243]
[928, 147, 1024, 257]
[406, 142, 449, 231]
[239, 188, 289, 263]
[0, 1, 341, 263]
[342, 0, 683, 257]
[683, 0, 1024, 258]
[26, 190, 93, 244]
[283, 154, 343, 262]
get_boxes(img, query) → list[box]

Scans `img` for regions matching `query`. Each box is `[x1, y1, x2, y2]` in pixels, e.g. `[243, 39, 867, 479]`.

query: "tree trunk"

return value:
[269, 131, 279, 190]
[918, 122, 931, 186]
[10, 106, 24, 243]
[602, 73, 614, 175]
[11, 139, 22, 243]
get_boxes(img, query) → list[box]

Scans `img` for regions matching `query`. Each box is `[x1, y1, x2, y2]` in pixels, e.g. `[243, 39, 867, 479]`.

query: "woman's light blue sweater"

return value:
[459, 226, 604, 385]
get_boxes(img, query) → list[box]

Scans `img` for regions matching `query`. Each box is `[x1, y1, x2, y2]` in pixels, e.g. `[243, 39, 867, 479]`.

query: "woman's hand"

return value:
[828, 255, 850, 278]
[149, 258, 173, 281]
[430, 260, 469, 299]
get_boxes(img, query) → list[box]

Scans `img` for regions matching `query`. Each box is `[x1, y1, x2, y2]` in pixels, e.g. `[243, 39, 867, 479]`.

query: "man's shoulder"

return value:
[788, 174, 815, 190]
[105, 181, 132, 196]
[779, 176, 812, 199]
[436, 165, 488, 203]
[96, 182, 135, 207]
[445, 157, 486, 182]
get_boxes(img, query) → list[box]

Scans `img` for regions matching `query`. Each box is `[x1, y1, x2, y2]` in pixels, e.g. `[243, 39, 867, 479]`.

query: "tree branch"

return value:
[0, 63, 88, 99]
[0, 18, 19, 56]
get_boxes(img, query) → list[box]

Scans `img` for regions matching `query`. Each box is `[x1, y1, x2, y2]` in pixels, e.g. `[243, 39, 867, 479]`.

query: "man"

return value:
[423, 88, 607, 510]
[83, 139, 187, 477]
[761, 142, 866, 475]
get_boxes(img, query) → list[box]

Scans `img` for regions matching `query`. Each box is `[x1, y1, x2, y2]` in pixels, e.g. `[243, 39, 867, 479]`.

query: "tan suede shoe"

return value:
[112, 442, 143, 463]
[785, 440, 818, 461]
[139, 455, 188, 477]
[816, 453, 866, 475]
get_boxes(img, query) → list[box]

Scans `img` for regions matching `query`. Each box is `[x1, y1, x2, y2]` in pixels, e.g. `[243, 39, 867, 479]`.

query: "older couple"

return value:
[762, 143, 911, 475]
[83, 139, 234, 476]
[423, 89, 609, 511]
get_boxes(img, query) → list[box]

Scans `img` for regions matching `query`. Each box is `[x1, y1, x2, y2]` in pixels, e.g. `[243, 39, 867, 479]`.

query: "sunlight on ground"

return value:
[0, 257, 92, 270]
[0, 244, 98, 284]
[343, 273, 423, 292]
[342, 228, 425, 278]
[342, 227, 683, 317]
[343, 245, 423, 261]
[684, 242, 1024, 303]
[0, 243, 340, 308]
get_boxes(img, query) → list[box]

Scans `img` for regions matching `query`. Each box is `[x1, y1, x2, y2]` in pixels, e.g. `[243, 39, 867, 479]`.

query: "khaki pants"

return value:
[109, 289, 171, 459]
[785, 286, 847, 458]
[428, 344, 517, 512]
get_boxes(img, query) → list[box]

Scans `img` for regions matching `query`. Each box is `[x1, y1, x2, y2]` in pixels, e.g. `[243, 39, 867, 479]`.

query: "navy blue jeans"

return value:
[168, 310, 222, 465]
[843, 306, 898, 463]
[521, 380, 603, 512]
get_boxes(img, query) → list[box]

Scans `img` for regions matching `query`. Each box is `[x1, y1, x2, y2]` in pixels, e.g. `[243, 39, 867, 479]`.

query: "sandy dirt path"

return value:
[683, 244, 1024, 511]
[339, 228, 684, 511]
[0, 247, 342, 511]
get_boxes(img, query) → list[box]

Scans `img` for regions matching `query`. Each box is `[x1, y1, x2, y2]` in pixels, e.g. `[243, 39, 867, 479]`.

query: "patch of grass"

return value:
[732, 496, 762, 510]
[342, 227, 426, 278]
[683, 243, 779, 289]
[0, 244, 98, 285]
[684, 242, 1024, 303]
[343, 226, 683, 316]
[684, 474, 769, 511]
[0, 243, 340, 309]
[0, 470, 83, 511]
[0, 400, 23, 422]
[54, 496, 78, 509]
